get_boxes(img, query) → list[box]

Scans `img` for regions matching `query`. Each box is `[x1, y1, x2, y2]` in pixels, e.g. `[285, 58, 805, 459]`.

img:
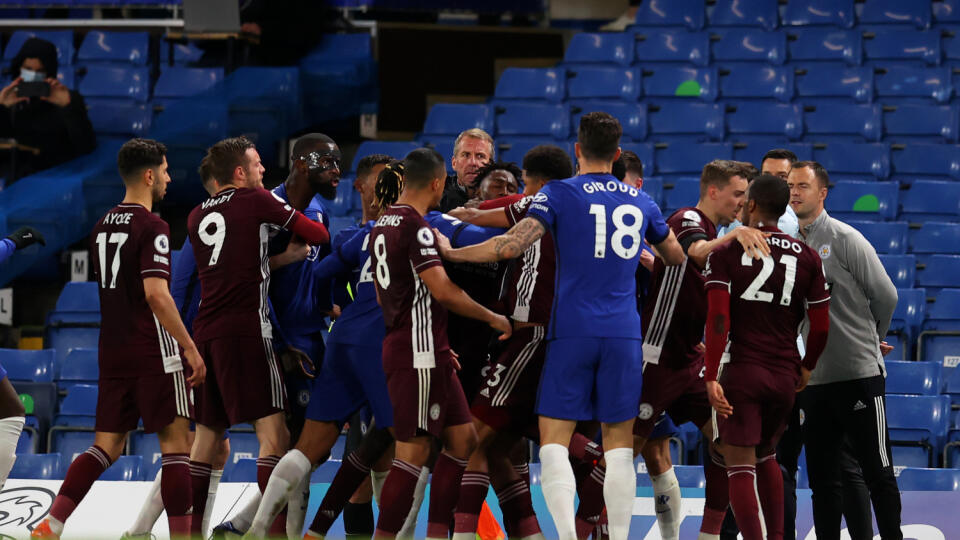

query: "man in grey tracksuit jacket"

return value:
[789, 161, 902, 540]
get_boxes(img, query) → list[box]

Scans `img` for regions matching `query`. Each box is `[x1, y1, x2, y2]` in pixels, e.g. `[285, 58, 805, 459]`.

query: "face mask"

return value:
[20, 68, 45, 83]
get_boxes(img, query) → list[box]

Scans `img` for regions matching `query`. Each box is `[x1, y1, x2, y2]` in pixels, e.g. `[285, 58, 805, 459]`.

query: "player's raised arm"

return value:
[437, 216, 545, 263]
[417, 265, 512, 340]
[144, 277, 206, 386]
[446, 205, 511, 228]
[686, 224, 770, 267]
[288, 212, 330, 245]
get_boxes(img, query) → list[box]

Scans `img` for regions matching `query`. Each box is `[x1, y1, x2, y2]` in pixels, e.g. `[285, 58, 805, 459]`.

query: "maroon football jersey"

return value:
[369, 204, 451, 370]
[187, 187, 296, 342]
[641, 207, 718, 368]
[503, 195, 556, 325]
[704, 226, 830, 373]
[91, 203, 179, 378]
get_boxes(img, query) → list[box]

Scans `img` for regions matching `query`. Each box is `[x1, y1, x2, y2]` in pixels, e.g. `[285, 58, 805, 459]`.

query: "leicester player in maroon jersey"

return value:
[703, 174, 830, 540]
[368, 148, 511, 539]
[33, 139, 206, 540]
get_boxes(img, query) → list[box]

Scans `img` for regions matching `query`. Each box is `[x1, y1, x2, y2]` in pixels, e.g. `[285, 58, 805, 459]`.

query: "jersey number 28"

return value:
[589, 204, 644, 259]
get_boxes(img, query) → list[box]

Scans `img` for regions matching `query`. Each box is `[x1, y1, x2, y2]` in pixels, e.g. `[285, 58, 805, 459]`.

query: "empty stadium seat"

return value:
[646, 101, 723, 141]
[17, 425, 37, 454]
[225, 457, 258, 482]
[891, 145, 960, 181]
[78, 31, 148, 65]
[709, 0, 779, 31]
[711, 30, 786, 64]
[934, 0, 960, 24]
[824, 181, 899, 221]
[900, 181, 960, 221]
[633, 30, 709, 65]
[898, 468, 960, 491]
[85, 99, 151, 137]
[718, 65, 794, 101]
[100, 455, 143, 481]
[726, 102, 802, 140]
[909, 222, 960, 256]
[59, 348, 98, 392]
[494, 67, 565, 102]
[223, 430, 259, 479]
[782, 0, 855, 28]
[619, 142, 656, 175]
[883, 104, 958, 142]
[570, 101, 647, 141]
[664, 178, 701, 212]
[79, 65, 150, 102]
[422, 104, 492, 137]
[48, 282, 100, 324]
[10, 453, 62, 480]
[849, 221, 908, 254]
[3, 30, 74, 65]
[158, 41, 205, 65]
[916, 255, 960, 289]
[51, 431, 95, 473]
[795, 66, 873, 102]
[887, 288, 926, 359]
[54, 384, 97, 426]
[563, 33, 633, 66]
[875, 66, 952, 103]
[879, 254, 917, 289]
[858, 0, 932, 29]
[0, 349, 55, 383]
[864, 31, 940, 66]
[634, 0, 704, 30]
[885, 361, 942, 396]
[885, 394, 950, 467]
[494, 102, 570, 140]
[497, 139, 574, 166]
[641, 66, 718, 101]
[787, 29, 862, 65]
[804, 103, 882, 141]
[566, 66, 641, 102]
[919, 289, 960, 372]
[655, 142, 733, 175]
[129, 430, 162, 480]
[349, 141, 419, 172]
[154, 67, 223, 100]
[731, 141, 813, 163]
[813, 142, 890, 179]
[639, 176, 664, 206]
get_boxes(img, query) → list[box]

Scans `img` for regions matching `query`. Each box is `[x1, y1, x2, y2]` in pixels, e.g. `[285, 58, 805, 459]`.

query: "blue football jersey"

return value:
[525, 173, 671, 340]
[424, 211, 504, 247]
[317, 221, 384, 346]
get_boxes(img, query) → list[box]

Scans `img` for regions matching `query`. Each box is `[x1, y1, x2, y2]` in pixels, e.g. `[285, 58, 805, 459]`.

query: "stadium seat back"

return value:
[849, 221, 908, 254]
[349, 141, 419, 173]
[824, 181, 899, 221]
[909, 222, 960, 254]
[664, 178, 701, 213]
[898, 468, 960, 491]
[99, 455, 143, 481]
[130, 430, 162, 480]
[916, 255, 960, 288]
[727, 102, 802, 139]
[858, 0, 932, 29]
[494, 67, 566, 102]
[52, 282, 100, 315]
[892, 146, 960, 180]
[86, 99, 151, 137]
[497, 139, 574, 166]
[647, 101, 723, 141]
[59, 348, 99, 391]
[3, 30, 74, 65]
[782, 0, 855, 28]
[711, 30, 785, 64]
[804, 103, 882, 142]
[787, 29, 862, 65]
[639, 176, 664, 206]
[619, 143, 655, 175]
[934, 0, 960, 24]
[889, 287, 926, 344]
[883, 104, 958, 143]
[154, 67, 224, 99]
[52, 431, 95, 473]
[158, 41, 204, 65]
[567, 67, 641, 102]
[655, 143, 733, 175]
[422, 104, 493, 137]
[875, 66, 952, 103]
[570, 100, 647, 141]
[901, 181, 960, 221]
[878, 255, 916, 289]
[223, 430, 259, 478]
[563, 33, 634, 66]
[226, 457, 258, 482]
[719, 65, 794, 101]
[795, 66, 873, 102]
[884, 360, 942, 396]
[59, 384, 98, 416]
[813, 142, 890, 179]
[731, 142, 813, 162]
[885, 395, 950, 445]
[708, 0, 779, 30]
[79, 65, 150, 102]
[864, 31, 940, 65]
[641, 66, 718, 101]
[10, 453, 62, 480]
[0, 349, 55, 383]
[633, 30, 709, 65]
[494, 103, 570, 140]
[46, 327, 100, 371]
[635, 0, 705, 30]
[78, 31, 148, 64]
[673, 465, 706, 488]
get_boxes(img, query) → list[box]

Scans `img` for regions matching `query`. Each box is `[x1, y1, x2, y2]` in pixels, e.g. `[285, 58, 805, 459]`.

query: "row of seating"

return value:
[2, 30, 202, 67]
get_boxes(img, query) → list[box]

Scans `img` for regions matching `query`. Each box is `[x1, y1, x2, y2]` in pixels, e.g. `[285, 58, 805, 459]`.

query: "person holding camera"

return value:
[0, 37, 95, 183]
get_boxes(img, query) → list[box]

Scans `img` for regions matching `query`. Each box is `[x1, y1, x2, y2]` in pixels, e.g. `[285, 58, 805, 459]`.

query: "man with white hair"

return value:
[439, 128, 495, 211]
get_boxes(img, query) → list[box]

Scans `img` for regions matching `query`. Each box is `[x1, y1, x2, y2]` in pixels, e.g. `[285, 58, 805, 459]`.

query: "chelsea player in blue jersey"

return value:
[438, 112, 685, 540]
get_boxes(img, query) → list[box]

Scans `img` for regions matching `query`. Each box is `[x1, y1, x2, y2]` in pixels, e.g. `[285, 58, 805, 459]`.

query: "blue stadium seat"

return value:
[326, 181, 356, 218]
[916, 255, 960, 289]
[948, 370, 960, 407]
[639, 176, 664, 206]
[59, 348, 98, 392]
[51, 431, 95, 474]
[225, 457, 258, 482]
[718, 65, 793, 102]
[3, 30, 74, 66]
[731, 142, 813, 163]
[824, 181, 899, 221]
[349, 141, 419, 172]
[909, 222, 960, 256]
[158, 41, 204, 65]
[858, 0, 932, 29]
[891, 145, 960, 181]
[422, 104, 492, 137]
[100, 455, 143, 481]
[619, 143, 655, 176]
[711, 30, 785, 64]
[17, 425, 37, 454]
[311, 460, 340, 483]
[672, 465, 706, 488]
[48, 282, 99, 324]
[883, 104, 958, 143]
[795, 65, 873, 102]
[10, 453, 62, 480]
[0, 349, 55, 383]
[782, 0, 855, 28]
[887, 288, 926, 359]
[46, 325, 99, 374]
[654, 142, 733, 175]
[154, 67, 223, 100]
[664, 178, 701, 213]
[647, 102, 723, 141]
[54, 384, 97, 429]
[494, 67, 566, 102]
[875, 66, 952, 103]
[898, 468, 960, 491]
[77, 31, 149, 65]
[708, 0, 779, 31]
[633, 30, 709, 66]
[563, 33, 633, 66]
[787, 29, 862, 65]
[494, 103, 570, 140]
[641, 66, 718, 101]
[879, 254, 916, 289]
[804, 103, 881, 142]
[892, 446, 931, 468]
[566, 66, 641, 101]
[419, 136, 455, 174]
[849, 221, 908, 254]
[129, 430, 162, 480]
[85, 99, 151, 137]
[934, 0, 960, 24]
[223, 430, 259, 479]
[79, 65, 150, 102]
[813, 142, 890, 180]
[900, 181, 960, 221]
[884, 360, 942, 396]
[497, 139, 574, 166]
[570, 101, 647, 141]
[919, 289, 960, 374]
[864, 31, 940, 66]
[885, 395, 950, 467]
[635, 0, 704, 30]
[727, 102, 802, 140]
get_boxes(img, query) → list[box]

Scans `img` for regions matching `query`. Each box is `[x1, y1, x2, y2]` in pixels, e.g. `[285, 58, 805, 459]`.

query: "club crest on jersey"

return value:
[417, 227, 435, 246]
[531, 192, 548, 203]
[638, 403, 654, 420]
[683, 210, 701, 223]
[818, 244, 831, 259]
[430, 403, 441, 421]
[154, 234, 170, 254]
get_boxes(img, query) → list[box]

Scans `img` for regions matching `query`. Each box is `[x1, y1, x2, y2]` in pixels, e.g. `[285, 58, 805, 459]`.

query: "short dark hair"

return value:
[472, 161, 522, 188]
[748, 174, 790, 219]
[761, 148, 798, 165]
[522, 145, 573, 182]
[205, 136, 255, 184]
[613, 150, 644, 181]
[791, 160, 830, 189]
[197, 155, 213, 185]
[737, 161, 760, 181]
[578, 112, 622, 162]
[117, 138, 166, 183]
[700, 159, 746, 198]
[402, 148, 446, 189]
[356, 154, 393, 179]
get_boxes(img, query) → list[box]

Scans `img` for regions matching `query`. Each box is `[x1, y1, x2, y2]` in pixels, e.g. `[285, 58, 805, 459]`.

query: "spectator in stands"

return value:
[0, 37, 95, 182]
[439, 128, 495, 211]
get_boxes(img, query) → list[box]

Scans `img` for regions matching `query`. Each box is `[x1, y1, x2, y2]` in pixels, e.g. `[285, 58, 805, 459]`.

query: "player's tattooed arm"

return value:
[437, 217, 545, 263]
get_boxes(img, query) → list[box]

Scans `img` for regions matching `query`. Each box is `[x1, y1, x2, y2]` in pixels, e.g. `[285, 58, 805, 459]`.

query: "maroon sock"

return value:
[575, 464, 606, 539]
[189, 461, 212, 536]
[568, 433, 603, 464]
[426, 453, 468, 538]
[160, 453, 192, 537]
[50, 445, 112, 524]
[701, 453, 729, 535]
[256, 455, 288, 536]
[495, 477, 541, 538]
[374, 459, 423, 537]
[513, 461, 530, 489]
[308, 451, 372, 535]
[757, 455, 784, 540]
[727, 465, 764, 540]
[453, 472, 490, 534]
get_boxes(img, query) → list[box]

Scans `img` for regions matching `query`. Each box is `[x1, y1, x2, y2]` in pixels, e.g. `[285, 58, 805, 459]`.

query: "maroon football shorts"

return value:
[471, 325, 546, 436]
[384, 348, 472, 441]
[716, 361, 796, 452]
[95, 369, 193, 434]
[195, 336, 286, 429]
[634, 358, 712, 439]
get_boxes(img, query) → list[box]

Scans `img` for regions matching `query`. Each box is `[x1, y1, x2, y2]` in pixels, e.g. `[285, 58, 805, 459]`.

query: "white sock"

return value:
[371, 469, 389, 507]
[603, 448, 636, 540]
[539, 444, 577, 540]
[228, 490, 262, 533]
[0, 416, 23, 490]
[247, 450, 312, 538]
[201, 468, 223, 537]
[47, 515, 65, 536]
[651, 467, 682, 540]
[126, 468, 164, 536]
[397, 466, 429, 538]
[697, 534, 720, 540]
[285, 468, 313, 540]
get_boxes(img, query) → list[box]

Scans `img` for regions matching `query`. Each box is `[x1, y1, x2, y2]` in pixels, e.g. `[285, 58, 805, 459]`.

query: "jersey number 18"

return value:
[589, 204, 644, 259]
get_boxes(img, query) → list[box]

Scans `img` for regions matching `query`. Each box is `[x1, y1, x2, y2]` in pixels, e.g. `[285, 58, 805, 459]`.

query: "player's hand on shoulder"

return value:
[796, 367, 812, 392]
[279, 345, 317, 379]
[736, 226, 771, 260]
[183, 347, 206, 387]
[706, 380, 733, 418]
[433, 228, 453, 258]
[489, 313, 512, 341]
[286, 237, 310, 264]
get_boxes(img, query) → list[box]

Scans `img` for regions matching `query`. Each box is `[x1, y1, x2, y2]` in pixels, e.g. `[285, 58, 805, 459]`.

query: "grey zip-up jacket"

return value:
[800, 210, 898, 385]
